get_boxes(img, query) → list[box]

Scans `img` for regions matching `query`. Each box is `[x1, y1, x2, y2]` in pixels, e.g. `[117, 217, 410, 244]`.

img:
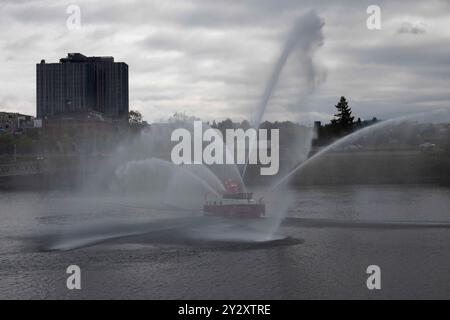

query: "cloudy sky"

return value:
[1, 0, 450, 124]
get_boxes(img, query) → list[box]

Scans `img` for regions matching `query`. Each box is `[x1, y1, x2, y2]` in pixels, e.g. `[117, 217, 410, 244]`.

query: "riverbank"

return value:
[248, 150, 450, 186]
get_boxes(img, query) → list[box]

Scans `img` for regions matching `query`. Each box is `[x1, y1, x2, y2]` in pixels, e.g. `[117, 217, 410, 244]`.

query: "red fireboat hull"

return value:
[203, 204, 265, 218]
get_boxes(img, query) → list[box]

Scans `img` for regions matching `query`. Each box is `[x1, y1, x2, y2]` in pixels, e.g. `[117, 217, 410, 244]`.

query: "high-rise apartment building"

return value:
[36, 53, 128, 119]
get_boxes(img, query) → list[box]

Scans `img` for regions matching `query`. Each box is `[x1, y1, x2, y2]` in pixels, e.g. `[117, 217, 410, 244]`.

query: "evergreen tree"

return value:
[331, 96, 354, 131]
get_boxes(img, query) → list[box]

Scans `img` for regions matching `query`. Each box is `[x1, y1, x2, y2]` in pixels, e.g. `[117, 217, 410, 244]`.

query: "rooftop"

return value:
[59, 53, 114, 63]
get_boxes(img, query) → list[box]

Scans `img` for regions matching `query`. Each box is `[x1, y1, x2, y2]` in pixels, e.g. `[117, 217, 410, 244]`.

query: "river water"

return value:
[0, 184, 449, 299]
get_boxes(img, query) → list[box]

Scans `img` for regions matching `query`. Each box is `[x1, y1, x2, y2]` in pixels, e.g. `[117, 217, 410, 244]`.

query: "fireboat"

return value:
[203, 180, 265, 218]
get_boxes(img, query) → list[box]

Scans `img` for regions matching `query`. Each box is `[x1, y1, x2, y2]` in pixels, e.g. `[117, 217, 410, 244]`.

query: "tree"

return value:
[240, 120, 250, 130]
[168, 112, 199, 124]
[128, 110, 143, 125]
[217, 118, 234, 135]
[331, 96, 354, 131]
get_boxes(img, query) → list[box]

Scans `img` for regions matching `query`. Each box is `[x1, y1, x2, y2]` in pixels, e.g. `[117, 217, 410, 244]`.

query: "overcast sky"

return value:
[1, 0, 450, 124]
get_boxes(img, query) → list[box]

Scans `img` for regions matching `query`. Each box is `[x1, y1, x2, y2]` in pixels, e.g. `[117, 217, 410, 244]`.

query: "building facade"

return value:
[36, 53, 128, 119]
[0, 112, 35, 134]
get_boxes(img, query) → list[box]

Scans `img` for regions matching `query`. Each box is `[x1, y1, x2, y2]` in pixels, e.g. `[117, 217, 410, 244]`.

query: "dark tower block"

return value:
[36, 53, 128, 119]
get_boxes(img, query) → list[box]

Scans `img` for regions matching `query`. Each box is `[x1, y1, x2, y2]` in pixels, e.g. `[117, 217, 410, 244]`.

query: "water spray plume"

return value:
[242, 11, 325, 178]
[252, 11, 324, 128]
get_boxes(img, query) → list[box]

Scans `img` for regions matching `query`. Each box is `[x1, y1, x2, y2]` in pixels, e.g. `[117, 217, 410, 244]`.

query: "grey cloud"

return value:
[2, 33, 44, 51]
[0, 95, 33, 114]
[397, 22, 427, 34]
[138, 28, 264, 61]
[3, 1, 66, 24]
[340, 41, 450, 68]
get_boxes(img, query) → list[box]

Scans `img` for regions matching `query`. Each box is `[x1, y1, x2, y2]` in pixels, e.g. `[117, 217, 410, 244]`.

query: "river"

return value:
[0, 184, 449, 299]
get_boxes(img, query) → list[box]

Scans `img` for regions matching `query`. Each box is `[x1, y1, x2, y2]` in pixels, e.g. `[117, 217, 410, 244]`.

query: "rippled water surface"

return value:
[0, 185, 449, 299]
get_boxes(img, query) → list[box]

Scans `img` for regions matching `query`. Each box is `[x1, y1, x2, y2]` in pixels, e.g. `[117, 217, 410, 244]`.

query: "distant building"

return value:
[0, 112, 35, 134]
[36, 53, 128, 119]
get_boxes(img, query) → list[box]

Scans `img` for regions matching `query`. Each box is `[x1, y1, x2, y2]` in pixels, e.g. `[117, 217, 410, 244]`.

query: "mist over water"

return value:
[48, 108, 449, 250]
